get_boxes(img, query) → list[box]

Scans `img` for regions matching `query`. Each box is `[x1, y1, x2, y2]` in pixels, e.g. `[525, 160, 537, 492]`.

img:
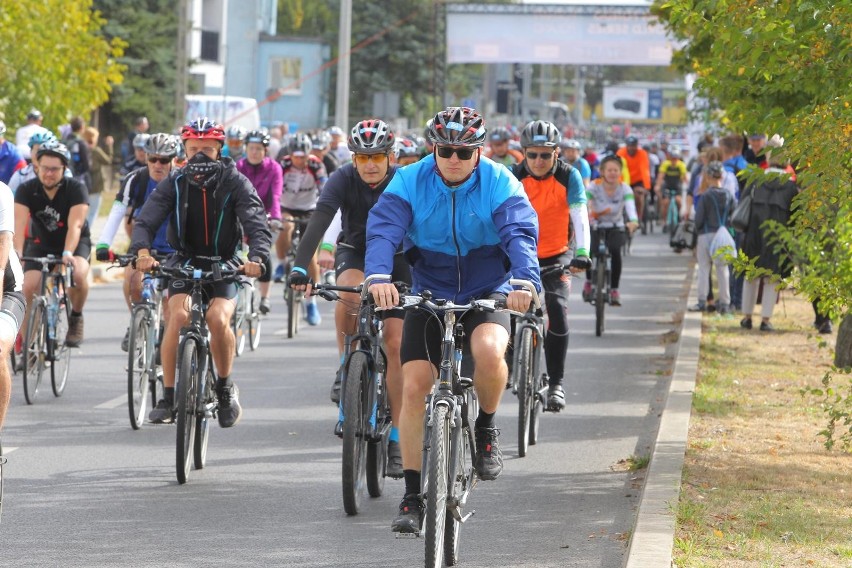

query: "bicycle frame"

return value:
[178, 275, 216, 421]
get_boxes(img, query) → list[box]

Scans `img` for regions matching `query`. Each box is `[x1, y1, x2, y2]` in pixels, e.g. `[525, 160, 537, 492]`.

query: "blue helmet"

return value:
[29, 129, 57, 148]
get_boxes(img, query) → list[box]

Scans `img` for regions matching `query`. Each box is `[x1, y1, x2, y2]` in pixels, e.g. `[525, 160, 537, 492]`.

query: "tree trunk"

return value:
[835, 314, 852, 369]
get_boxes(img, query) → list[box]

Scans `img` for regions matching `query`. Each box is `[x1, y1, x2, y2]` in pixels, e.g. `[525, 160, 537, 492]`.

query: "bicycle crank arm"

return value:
[394, 532, 422, 539]
[449, 505, 476, 523]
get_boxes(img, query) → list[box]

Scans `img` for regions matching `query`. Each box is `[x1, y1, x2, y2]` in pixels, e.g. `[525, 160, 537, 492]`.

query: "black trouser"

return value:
[540, 253, 571, 385]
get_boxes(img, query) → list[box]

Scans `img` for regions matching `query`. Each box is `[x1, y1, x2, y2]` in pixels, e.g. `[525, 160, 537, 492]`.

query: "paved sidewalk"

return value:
[625, 263, 701, 567]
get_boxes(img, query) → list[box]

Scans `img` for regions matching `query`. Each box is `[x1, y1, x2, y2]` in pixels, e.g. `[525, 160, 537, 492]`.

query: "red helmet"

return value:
[180, 117, 226, 142]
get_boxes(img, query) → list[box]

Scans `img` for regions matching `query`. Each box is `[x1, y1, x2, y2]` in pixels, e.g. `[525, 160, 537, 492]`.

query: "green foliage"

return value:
[277, 0, 335, 37]
[801, 369, 852, 453]
[93, 0, 180, 135]
[0, 0, 125, 133]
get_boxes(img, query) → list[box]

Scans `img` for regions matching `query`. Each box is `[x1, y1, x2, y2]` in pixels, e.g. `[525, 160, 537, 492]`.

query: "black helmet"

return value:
[348, 119, 395, 155]
[426, 107, 486, 147]
[287, 132, 312, 155]
[310, 130, 331, 150]
[625, 135, 639, 146]
[489, 127, 511, 143]
[144, 133, 180, 157]
[244, 129, 271, 147]
[520, 120, 561, 148]
[36, 139, 70, 166]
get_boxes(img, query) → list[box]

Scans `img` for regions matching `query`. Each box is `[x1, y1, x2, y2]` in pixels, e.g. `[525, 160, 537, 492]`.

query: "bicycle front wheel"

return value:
[248, 288, 262, 351]
[516, 327, 534, 458]
[193, 369, 214, 470]
[444, 405, 473, 566]
[232, 292, 246, 357]
[22, 300, 46, 405]
[176, 339, 199, 484]
[342, 351, 369, 515]
[425, 404, 451, 568]
[595, 260, 606, 337]
[50, 296, 71, 397]
[127, 308, 153, 429]
[286, 288, 300, 339]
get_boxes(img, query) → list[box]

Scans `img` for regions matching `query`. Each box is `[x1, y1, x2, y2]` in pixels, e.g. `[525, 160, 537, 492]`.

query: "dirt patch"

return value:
[674, 293, 852, 567]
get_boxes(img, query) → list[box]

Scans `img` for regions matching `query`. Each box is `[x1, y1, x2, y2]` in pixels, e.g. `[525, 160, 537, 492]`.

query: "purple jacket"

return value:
[236, 157, 282, 220]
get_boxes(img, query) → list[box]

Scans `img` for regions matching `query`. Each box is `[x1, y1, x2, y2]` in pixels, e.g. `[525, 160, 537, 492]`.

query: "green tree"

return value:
[93, 0, 180, 138]
[0, 0, 125, 135]
[277, 0, 335, 37]
[653, 0, 852, 444]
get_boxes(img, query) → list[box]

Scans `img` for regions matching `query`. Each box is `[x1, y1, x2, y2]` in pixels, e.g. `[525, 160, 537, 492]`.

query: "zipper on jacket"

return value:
[202, 186, 210, 246]
[451, 192, 462, 302]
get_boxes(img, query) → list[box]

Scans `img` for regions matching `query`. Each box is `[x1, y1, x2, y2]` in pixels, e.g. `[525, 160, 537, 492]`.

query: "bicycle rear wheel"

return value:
[193, 368, 214, 470]
[425, 404, 450, 568]
[22, 300, 46, 405]
[176, 339, 199, 484]
[529, 372, 546, 446]
[366, 350, 388, 498]
[248, 287, 262, 351]
[342, 352, 368, 515]
[516, 327, 534, 458]
[127, 308, 153, 430]
[595, 260, 606, 337]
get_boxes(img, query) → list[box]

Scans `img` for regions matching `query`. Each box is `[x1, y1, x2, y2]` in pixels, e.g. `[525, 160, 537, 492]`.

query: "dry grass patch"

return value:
[674, 293, 852, 568]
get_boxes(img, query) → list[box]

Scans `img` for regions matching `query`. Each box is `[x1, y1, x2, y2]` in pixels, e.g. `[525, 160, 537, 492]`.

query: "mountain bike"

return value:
[156, 260, 243, 484]
[397, 280, 536, 567]
[20, 256, 74, 404]
[282, 218, 307, 339]
[509, 271, 546, 458]
[115, 254, 167, 430]
[313, 274, 393, 515]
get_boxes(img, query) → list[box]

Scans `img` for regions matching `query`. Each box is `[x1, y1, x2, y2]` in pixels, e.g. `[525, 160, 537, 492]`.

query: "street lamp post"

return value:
[334, 0, 352, 128]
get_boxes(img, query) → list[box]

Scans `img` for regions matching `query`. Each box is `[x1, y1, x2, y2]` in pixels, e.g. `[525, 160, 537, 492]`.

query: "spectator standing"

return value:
[64, 117, 92, 192]
[14, 109, 47, 158]
[83, 127, 114, 226]
[691, 161, 734, 315]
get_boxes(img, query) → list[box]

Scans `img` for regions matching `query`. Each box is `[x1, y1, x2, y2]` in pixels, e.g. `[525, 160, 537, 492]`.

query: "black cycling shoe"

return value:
[216, 384, 243, 428]
[386, 440, 403, 479]
[474, 427, 504, 481]
[330, 369, 342, 405]
[391, 493, 424, 533]
[148, 399, 174, 424]
[547, 384, 566, 412]
[334, 420, 343, 438]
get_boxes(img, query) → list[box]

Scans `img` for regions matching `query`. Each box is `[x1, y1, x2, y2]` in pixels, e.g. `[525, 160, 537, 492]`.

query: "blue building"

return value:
[186, 0, 330, 129]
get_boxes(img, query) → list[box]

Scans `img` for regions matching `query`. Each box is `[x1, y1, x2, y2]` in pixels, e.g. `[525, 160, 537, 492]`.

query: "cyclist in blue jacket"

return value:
[365, 106, 541, 533]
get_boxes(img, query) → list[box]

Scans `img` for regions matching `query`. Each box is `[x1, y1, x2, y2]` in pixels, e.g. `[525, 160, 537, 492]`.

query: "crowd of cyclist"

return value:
[0, 104, 806, 536]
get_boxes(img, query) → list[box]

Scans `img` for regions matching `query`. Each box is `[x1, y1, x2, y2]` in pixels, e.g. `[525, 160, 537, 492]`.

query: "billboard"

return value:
[603, 87, 664, 120]
[446, 4, 675, 66]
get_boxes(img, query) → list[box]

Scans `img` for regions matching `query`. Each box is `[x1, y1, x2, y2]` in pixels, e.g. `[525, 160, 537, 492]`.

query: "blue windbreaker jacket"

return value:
[365, 154, 541, 302]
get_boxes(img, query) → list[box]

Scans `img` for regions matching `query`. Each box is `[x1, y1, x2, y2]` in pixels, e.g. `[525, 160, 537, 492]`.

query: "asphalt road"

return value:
[0, 231, 691, 568]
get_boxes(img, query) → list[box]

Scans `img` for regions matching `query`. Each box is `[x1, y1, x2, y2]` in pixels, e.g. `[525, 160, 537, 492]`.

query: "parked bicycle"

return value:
[508, 271, 547, 458]
[313, 274, 394, 515]
[396, 280, 536, 567]
[20, 255, 74, 404]
[155, 260, 244, 484]
[114, 254, 168, 430]
[282, 217, 308, 339]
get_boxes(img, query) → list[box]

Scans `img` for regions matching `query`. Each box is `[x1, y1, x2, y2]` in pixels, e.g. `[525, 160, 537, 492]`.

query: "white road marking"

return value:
[95, 395, 126, 409]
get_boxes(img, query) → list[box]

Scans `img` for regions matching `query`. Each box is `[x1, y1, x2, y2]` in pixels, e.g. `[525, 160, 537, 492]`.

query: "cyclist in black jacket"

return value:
[289, 119, 410, 478]
[131, 118, 272, 428]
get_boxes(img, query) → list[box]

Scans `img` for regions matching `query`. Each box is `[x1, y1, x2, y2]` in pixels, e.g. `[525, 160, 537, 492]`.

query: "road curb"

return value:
[625, 265, 702, 568]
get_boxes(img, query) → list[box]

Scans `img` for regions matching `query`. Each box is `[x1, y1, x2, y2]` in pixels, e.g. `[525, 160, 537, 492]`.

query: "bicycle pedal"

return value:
[394, 531, 421, 539]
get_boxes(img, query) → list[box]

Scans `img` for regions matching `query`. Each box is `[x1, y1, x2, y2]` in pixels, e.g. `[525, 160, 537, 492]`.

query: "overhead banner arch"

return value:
[446, 3, 675, 66]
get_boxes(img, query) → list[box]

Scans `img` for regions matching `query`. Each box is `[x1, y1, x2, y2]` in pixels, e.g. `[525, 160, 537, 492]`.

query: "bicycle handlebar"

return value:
[153, 264, 243, 283]
[22, 255, 75, 288]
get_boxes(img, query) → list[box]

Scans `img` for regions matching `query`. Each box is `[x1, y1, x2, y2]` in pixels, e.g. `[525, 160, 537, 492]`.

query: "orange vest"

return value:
[520, 175, 570, 258]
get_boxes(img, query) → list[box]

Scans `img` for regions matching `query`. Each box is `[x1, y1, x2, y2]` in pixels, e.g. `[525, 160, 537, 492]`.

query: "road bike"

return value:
[662, 187, 681, 235]
[313, 274, 392, 515]
[397, 281, 535, 567]
[281, 217, 307, 339]
[508, 272, 547, 458]
[115, 254, 167, 430]
[20, 256, 74, 404]
[156, 260, 243, 484]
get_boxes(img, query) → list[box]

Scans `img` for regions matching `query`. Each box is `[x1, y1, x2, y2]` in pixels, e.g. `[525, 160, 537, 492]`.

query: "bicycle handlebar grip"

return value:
[66, 264, 76, 288]
[508, 279, 541, 310]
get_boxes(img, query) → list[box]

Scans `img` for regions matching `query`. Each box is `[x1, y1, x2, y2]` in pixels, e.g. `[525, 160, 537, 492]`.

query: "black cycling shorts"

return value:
[165, 256, 237, 301]
[335, 244, 411, 320]
[400, 293, 510, 368]
[23, 238, 92, 272]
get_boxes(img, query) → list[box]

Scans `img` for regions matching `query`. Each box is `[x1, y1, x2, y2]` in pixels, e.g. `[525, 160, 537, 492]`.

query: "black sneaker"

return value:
[386, 440, 403, 479]
[259, 297, 271, 315]
[148, 399, 174, 424]
[474, 427, 503, 481]
[759, 321, 775, 332]
[216, 384, 243, 428]
[330, 368, 342, 405]
[391, 493, 424, 533]
[334, 420, 343, 438]
[547, 384, 566, 412]
[121, 327, 130, 352]
[818, 320, 833, 334]
[740, 317, 753, 330]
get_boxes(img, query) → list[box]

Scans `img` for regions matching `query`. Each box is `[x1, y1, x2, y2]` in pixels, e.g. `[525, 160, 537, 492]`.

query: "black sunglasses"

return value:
[147, 156, 172, 165]
[525, 151, 554, 161]
[436, 146, 476, 160]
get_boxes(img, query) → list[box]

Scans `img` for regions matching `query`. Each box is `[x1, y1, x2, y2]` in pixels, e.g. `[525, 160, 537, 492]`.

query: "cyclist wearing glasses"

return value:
[274, 133, 328, 325]
[365, 107, 541, 533]
[512, 120, 592, 412]
[96, 133, 180, 350]
[131, 117, 272, 428]
[289, 119, 411, 477]
[236, 129, 282, 315]
[0, 180, 25, 431]
[14, 140, 90, 347]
